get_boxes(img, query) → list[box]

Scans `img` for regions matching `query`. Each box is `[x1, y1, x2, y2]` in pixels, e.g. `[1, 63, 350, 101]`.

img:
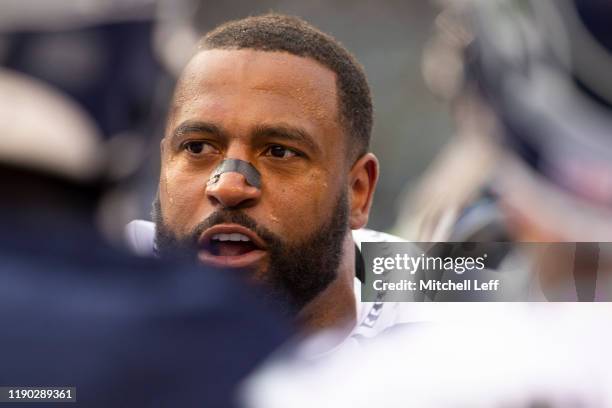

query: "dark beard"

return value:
[152, 192, 349, 315]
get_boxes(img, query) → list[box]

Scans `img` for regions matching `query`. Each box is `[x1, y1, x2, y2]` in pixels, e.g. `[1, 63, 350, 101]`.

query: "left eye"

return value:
[266, 145, 298, 159]
[183, 141, 217, 155]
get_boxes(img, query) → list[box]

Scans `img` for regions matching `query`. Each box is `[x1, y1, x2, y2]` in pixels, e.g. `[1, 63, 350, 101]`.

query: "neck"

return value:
[295, 232, 357, 337]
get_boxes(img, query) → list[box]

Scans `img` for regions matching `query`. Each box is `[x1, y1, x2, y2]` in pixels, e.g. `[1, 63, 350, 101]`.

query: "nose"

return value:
[206, 171, 261, 209]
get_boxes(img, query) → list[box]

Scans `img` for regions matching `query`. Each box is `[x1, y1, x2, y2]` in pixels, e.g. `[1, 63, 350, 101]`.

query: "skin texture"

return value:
[159, 49, 378, 333]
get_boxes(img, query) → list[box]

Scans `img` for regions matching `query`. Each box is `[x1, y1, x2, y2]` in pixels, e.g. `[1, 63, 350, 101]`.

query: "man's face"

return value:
[155, 49, 352, 311]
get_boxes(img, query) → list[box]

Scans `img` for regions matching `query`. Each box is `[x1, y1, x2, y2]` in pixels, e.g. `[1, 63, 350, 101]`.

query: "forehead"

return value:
[170, 49, 340, 132]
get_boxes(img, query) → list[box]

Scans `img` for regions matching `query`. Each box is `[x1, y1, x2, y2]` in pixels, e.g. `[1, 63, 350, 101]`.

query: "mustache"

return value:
[190, 210, 280, 247]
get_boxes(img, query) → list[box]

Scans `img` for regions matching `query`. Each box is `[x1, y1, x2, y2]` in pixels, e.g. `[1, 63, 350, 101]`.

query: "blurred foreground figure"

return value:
[244, 306, 612, 407]
[400, 0, 612, 243]
[396, 0, 612, 299]
[0, 68, 289, 407]
[456, 0, 612, 243]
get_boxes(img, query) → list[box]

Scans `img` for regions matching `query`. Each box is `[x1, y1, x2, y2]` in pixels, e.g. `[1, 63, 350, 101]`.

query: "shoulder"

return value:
[351, 228, 405, 248]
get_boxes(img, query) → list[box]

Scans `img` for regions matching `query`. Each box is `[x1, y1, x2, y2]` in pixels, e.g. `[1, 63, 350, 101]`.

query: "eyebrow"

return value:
[169, 120, 321, 154]
[252, 124, 321, 155]
[169, 121, 228, 145]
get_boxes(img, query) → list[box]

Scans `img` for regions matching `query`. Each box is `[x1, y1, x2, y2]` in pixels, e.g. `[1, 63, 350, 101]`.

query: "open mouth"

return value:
[197, 224, 267, 269]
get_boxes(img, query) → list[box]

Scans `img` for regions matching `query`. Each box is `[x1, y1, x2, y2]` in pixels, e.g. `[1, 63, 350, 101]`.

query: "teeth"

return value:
[211, 233, 251, 242]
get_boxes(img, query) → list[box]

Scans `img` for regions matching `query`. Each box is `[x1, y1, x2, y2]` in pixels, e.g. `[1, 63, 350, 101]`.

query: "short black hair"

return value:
[199, 13, 373, 160]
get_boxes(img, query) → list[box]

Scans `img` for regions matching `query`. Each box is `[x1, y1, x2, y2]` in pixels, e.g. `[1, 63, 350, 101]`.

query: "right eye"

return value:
[183, 141, 217, 155]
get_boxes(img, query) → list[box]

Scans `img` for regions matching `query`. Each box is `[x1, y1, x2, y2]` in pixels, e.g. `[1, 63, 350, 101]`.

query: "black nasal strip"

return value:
[206, 158, 262, 189]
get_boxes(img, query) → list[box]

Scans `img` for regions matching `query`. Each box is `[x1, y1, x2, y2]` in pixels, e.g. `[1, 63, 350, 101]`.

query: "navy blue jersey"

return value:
[0, 217, 290, 408]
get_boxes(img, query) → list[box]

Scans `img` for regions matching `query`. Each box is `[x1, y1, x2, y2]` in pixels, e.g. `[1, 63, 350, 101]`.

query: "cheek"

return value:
[159, 164, 207, 236]
[265, 168, 341, 238]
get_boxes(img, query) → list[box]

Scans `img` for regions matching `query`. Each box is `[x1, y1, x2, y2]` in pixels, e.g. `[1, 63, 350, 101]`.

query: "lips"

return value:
[197, 224, 267, 269]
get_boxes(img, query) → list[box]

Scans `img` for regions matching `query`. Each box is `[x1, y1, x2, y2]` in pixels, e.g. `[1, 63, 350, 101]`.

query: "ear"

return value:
[348, 152, 379, 230]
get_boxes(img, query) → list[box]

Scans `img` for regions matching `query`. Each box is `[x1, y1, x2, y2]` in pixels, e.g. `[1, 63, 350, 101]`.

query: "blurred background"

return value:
[0, 0, 452, 235]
